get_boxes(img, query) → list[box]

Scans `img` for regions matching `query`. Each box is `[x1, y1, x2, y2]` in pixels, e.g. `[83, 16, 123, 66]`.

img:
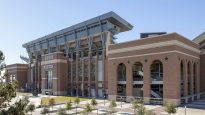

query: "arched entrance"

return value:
[117, 63, 126, 96]
[150, 60, 163, 99]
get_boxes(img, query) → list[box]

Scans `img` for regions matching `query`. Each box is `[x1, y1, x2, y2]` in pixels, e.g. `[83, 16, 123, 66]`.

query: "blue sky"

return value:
[0, 0, 205, 64]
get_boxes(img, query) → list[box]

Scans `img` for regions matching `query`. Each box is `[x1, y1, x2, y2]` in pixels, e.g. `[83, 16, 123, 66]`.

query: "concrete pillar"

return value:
[70, 54, 73, 96]
[102, 49, 106, 95]
[82, 56, 85, 97]
[95, 53, 98, 97]
[184, 61, 188, 97]
[88, 51, 92, 97]
[190, 63, 194, 96]
[76, 53, 79, 96]
[197, 62, 200, 99]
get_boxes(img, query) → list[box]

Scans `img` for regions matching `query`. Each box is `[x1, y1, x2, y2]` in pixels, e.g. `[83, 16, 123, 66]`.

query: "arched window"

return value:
[132, 62, 143, 81]
[117, 63, 126, 81]
[150, 60, 163, 81]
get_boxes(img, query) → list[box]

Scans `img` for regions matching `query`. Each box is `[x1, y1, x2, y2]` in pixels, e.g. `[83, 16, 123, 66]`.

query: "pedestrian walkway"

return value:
[22, 95, 205, 115]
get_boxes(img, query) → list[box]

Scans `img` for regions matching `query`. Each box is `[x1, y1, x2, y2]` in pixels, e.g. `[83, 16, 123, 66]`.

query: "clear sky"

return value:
[0, 0, 205, 65]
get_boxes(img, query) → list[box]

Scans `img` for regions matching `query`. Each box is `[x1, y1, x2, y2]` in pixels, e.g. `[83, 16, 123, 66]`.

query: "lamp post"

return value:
[104, 95, 106, 106]
[120, 96, 122, 108]
[75, 86, 77, 115]
[185, 106, 186, 115]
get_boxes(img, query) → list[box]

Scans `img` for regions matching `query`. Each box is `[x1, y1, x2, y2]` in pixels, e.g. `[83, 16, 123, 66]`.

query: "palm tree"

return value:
[132, 100, 139, 114]
[74, 97, 80, 114]
[26, 103, 35, 115]
[90, 98, 98, 114]
[66, 100, 72, 114]
[48, 98, 55, 112]
[164, 103, 177, 115]
[84, 103, 92, 115]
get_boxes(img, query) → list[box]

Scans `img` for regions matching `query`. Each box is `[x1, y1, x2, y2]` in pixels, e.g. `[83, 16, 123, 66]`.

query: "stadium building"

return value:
[6, 12, 205, 105]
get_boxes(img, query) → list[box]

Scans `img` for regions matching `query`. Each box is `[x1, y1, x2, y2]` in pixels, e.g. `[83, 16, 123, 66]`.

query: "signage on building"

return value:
[44, 64, 53, 69]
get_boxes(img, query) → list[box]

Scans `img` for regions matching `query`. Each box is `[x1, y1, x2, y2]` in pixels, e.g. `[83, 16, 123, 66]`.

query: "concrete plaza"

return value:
[16, 94, 204, 115]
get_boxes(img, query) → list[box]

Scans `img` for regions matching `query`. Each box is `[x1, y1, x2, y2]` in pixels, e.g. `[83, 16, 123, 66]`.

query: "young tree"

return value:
[137, 104, 146, 115]
[164, 103, 177, 115]
[41, 107, 49, 115]
[57, 108, 66, 115]
[84, 103, 92, 115]
[132, 100, 139, 114]
[40, 98, 44, 107]
[108, 99, 117, 114]
[90, 98, 98, 114]
[26, 103, 35, 115]
[49, 98, 55, 112]
[74, 97, 80, 114]
[66, 100, 72, 114]
[145, 110, 156, 115]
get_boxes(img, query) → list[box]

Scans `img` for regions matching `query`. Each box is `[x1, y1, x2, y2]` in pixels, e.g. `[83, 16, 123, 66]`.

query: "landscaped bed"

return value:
[16, 92, 32, 96]
[41, 96, 89, 105]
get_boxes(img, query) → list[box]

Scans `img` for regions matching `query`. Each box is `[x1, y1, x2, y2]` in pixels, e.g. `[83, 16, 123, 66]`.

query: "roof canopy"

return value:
[23, 11, 133, 48]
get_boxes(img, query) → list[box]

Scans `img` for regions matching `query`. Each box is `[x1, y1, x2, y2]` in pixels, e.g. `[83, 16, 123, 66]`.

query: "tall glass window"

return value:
[47, 70, 53, 89]
[117, 63, 126, 81]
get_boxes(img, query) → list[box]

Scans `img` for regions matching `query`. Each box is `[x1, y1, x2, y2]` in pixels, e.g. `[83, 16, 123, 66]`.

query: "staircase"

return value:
[20, 55, 30, 63]
[151, 90, 161, 98]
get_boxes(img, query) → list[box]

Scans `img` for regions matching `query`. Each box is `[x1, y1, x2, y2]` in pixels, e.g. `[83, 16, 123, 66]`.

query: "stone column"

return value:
[143, 61, 151, 104]
[102, 49, 106, 96]
[197, 62, 200, 99]
[70, 54, 73, 96]
[190, 63, 194, 100]
[126, 62, 133, 102]
[76, 53, 79, 96]
[95, 52, 98, 97]
[184, 61, 188, 103]
[88, 51, 92, 97]
[38, 60, 41, 91]
[82, 52, 85, 97]
[184, 61, 188, 97]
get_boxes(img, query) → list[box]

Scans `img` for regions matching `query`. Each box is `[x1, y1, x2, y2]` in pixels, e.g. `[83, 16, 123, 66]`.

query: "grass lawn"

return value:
[41, 96, 89, 105]
[16, 92, 32, 96]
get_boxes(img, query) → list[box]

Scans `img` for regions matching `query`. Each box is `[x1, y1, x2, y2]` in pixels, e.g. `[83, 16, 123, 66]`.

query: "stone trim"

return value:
[41, 59, 67, 65]
[6, 66, 28, 70]
[108, 40, 200, 54]
[109, 50, 199, 60]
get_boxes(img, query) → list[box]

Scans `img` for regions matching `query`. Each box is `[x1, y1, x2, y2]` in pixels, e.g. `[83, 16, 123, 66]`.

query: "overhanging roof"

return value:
[192, 32, 205, 44]
[22, 11, 133, 48]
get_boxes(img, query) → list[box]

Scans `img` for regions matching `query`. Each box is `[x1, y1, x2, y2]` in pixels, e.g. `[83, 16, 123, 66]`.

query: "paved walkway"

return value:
[16, 95, 205, 115]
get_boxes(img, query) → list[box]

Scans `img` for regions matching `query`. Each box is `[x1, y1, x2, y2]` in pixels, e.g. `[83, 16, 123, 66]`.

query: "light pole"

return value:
[120, 97, 122, 108]
[104, 95, 105, 106]
[185, 106, 186, 115]
[75, 86, 77, 115]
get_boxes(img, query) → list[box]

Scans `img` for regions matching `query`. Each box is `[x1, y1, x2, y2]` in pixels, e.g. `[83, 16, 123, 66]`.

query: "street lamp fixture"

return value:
[120, 96, 122, 108]
[104, 95, 106, 106]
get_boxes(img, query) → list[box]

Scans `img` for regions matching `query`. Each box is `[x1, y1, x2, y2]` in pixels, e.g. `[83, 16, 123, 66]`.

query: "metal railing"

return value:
[150, 98, 163, 105]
